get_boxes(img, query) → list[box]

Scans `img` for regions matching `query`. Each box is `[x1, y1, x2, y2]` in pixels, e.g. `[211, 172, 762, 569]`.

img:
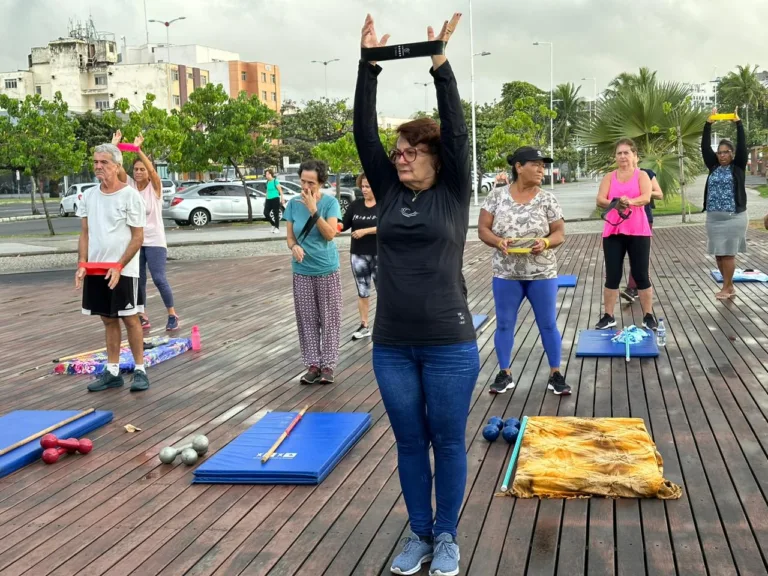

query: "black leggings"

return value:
[264, 198, 281, 228]
[603, 234, 651, 290]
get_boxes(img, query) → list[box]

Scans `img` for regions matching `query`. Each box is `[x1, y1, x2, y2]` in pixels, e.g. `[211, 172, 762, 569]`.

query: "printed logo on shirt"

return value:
[401, 207, 419, 218]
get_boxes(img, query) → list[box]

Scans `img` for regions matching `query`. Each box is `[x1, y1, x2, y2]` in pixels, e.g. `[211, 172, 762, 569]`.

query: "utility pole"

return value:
[677, 125, 687, 223]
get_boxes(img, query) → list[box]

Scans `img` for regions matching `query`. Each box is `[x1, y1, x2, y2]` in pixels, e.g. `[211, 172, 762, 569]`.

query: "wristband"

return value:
[543, 238, 550, 249]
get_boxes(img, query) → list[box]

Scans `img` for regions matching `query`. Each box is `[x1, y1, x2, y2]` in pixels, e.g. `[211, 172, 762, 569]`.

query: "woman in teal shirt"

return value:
[264, 169, 284, 233]
[284, 160, 343, 384]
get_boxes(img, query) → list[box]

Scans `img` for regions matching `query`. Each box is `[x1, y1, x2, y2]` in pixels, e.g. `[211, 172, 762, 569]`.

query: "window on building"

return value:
[108, 43, 114, 53]
[271, 74, 276, 84]
[241, 71, 247, 81]
[35, 85, 41, 95]
[271, 92, 277, 101]
[261, 72, 266, 83]
[172, 70, 179, 81]
[201, 76, 207, 85]
[173, 95, 181, 106]
[95, 99, 110, 110]
[4, 79, 17, 89]
[187, 72, 193, 80]
[262, 90, 267, 100]
[95, 75, 107, 86]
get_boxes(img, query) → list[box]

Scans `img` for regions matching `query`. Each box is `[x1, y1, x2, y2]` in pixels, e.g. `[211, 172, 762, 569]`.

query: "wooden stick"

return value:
[0, 409, 95, 456]
[501, 415, 528, 492]
[261, 406, 308, 463]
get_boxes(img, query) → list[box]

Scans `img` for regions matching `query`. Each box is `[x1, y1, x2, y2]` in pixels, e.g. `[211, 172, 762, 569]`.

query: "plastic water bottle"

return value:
[191, 325, 201, 351]
[656, 318, 666, 347]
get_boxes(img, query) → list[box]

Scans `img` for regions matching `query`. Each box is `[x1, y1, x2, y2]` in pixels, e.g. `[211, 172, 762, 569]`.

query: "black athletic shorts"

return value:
[82, 275, 145, 318]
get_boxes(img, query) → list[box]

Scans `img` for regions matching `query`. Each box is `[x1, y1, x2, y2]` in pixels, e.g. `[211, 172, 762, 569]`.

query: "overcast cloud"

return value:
[1, 0, 763, 117]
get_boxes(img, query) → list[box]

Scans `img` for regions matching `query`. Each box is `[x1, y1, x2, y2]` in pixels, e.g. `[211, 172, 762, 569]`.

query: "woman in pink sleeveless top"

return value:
[595, 138, 655, 331]
[129, 134, 180, 332]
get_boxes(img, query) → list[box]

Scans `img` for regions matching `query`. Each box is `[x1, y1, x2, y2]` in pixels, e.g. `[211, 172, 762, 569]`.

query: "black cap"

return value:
[506, 146, 554, 166]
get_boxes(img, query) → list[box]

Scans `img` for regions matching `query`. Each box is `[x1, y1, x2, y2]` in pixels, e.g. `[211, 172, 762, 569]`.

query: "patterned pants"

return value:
[292, 270, 343, 370]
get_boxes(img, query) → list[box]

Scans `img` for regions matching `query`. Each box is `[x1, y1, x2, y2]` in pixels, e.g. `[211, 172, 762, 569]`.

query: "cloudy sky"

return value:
[1, 0, 763, 117]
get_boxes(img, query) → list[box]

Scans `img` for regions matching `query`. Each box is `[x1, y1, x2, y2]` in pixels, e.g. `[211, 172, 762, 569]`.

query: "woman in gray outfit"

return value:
[701, 107, 748, 300]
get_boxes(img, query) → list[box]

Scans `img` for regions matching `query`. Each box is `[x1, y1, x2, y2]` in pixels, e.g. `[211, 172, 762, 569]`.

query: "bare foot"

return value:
[715, 288, 736, 300]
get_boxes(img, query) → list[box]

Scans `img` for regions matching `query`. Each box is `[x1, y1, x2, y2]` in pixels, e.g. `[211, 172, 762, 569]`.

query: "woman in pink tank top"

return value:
[594, 138, 656, 331]
[128, 134, 180, 332]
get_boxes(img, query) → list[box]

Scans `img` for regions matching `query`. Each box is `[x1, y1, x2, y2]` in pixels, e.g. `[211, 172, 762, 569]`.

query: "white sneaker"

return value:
[272, 227, 280, 234]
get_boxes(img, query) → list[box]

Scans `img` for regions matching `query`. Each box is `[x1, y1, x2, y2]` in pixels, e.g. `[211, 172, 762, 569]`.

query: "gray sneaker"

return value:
[352, 324, 371, 339]
[87, 371, 124, 392]
[130, 370, 150, 392]
[391, 532, 433, 575]
[429, 533, 460, 576]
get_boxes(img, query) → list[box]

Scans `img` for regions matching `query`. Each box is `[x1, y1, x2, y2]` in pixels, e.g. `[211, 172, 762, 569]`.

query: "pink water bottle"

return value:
[191, 325, 201, 351]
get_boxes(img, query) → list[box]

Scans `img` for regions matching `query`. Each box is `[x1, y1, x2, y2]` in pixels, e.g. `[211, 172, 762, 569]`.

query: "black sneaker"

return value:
[318, 368, 335, 384]
[642, 313, 658, 331]
[595, 314, 616, 329]
[489, 370, 515, 394]
[547, 371, 571, 395]
[620, 288, 636, 303]
[87, 371, 124, 392]
[300, 366, 321, 385]
[130, 370, 150, 392]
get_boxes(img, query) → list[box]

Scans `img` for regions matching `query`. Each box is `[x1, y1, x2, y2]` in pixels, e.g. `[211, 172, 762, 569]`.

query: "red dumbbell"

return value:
[42, 447, 68, 465]
[40, 434, 93, 454]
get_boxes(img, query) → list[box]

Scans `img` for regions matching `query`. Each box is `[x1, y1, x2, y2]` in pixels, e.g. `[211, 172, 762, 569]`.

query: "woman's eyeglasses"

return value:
[388, 148, 420, 164]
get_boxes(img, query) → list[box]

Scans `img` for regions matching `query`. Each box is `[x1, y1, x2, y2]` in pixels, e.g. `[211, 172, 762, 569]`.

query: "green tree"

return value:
[485, 98, 551, 170]
[280, 98, 353, 145]
[555, 145, 581, 181]
[74, 110, 123, 159]
[499, 81, 552, 148]
[179, 83, 277, 221]
[114, 95, 185, 169]
[0, 93, 86, 233]
[605, 67, 658, 98]
[553, 83, 587, 148]
[578, 82, 708, 198]
[717, 64, 767, 136]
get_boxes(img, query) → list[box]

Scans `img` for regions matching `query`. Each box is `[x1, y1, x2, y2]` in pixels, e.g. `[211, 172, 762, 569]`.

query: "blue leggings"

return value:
[139, 246, 174, 310]
[373, 341, 480, 538]
[493, 277, 561, 370]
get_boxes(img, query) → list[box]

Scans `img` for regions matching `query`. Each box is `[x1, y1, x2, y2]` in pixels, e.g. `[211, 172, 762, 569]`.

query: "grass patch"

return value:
[755, 185, 768, 198]
[591, 195, 700, 218]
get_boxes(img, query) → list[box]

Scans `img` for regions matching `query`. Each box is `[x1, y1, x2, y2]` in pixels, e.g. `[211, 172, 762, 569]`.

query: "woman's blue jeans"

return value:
[372, 341, 480, 538]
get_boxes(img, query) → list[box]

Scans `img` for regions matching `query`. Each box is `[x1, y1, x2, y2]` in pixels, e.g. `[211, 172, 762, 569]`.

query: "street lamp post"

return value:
[414, 82, 429, 115]
[311, 59, 340, 100]
[148, 17, 186, 111]
[534, 41, 554, 189]
[470, 49, 491, 206]
[581, 76, 596, 122]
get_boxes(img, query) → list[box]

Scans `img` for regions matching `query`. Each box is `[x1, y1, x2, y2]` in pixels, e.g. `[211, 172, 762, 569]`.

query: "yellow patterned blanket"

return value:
[504, 416, 682, 499]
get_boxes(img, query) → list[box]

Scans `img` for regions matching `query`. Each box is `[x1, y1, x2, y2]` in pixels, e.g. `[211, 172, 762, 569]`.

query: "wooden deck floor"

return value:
[2, 226, 768, 575]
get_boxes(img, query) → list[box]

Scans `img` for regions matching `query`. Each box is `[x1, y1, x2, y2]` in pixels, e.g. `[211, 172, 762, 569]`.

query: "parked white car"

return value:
[164, 182, 275, 227]
[59, 183, 97, 216]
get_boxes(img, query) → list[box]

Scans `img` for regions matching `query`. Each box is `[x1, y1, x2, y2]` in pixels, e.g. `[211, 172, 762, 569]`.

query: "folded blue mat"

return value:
[472, 314, 488, 331]
[193, 411, 371, 484]
[575, 329, 659, 357]
[0, 410, 113, 479]
[558, 274, 577, 287]
[711, 269, 768, 282]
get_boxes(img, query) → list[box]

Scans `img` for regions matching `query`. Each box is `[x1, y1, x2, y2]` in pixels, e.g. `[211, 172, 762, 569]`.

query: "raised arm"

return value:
[733, 108, 748, 170]
[353, 15, 399, 201]
[134, 134, 162, 197]
[701, 114, 718, 170]
[430, 13, 469, 205]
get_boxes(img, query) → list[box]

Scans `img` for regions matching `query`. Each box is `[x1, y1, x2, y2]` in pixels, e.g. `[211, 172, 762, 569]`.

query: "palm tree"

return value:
[553, 83, 587, 148]
[578, 81, 708, 197]
[717, 64, 767, 130]
[605, 67, 658, 98]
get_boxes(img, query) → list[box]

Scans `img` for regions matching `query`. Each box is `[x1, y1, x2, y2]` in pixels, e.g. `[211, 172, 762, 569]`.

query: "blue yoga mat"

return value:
[558, 275, 577, 287]
[193, 411, 371, 484]
[711, 269, 768, 283]
[0, 410, 113, 479]
[473, 314, 488, 331]
[575, 329, 659, 358]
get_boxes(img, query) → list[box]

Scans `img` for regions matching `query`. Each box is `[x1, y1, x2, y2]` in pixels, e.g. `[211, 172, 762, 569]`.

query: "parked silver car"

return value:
[164, 182, 276, 227]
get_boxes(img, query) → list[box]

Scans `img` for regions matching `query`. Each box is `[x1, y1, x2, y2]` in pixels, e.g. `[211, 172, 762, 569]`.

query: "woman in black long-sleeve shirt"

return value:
[701, 107, 748, 300]
[353, 13, 479, 576]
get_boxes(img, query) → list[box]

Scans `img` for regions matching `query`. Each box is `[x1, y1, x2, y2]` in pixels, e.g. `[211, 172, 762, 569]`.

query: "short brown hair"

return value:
[614, 138, 637, 154]
[396, 118, 441, 158]
[355, 172, 368, 188]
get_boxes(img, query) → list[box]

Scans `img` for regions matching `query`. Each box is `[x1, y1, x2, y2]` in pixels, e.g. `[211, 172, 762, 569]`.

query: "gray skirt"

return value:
[706, 210, 747, 255]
